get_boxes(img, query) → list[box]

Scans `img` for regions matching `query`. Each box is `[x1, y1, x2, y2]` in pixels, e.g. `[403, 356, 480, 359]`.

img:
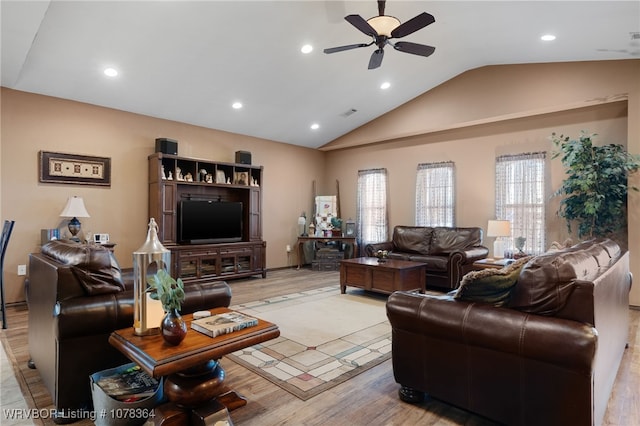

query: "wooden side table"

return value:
[473, 258, 515, 270]
[296, 236, 357, 269]
[109, 308, 279, 425]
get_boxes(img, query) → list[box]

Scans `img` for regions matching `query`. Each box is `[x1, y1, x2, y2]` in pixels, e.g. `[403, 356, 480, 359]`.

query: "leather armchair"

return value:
[27, 240, 232, 423]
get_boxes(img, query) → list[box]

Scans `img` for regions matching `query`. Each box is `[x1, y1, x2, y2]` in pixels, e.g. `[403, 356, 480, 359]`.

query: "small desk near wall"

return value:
[296, 236, 357, 269]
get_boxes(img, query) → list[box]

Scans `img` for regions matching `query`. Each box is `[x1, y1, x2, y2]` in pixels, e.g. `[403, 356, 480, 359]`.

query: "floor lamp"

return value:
[487, 220, 511, 259]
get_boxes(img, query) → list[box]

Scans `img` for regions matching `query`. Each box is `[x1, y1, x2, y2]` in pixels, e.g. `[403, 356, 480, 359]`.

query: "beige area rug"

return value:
[227, 285, 391, 400]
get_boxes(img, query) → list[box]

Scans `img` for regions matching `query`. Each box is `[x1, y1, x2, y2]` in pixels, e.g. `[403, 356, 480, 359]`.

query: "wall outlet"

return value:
[17, 264, 26, 276]
[286, 245, 291, 252]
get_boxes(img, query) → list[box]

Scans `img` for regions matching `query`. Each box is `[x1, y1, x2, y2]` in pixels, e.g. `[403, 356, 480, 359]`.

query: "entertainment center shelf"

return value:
[148, 152, 265, 282]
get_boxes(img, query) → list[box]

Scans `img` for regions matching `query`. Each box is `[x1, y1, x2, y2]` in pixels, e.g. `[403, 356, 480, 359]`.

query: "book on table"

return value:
[95, 364, 159, 401]
[191, 311, 258, 338]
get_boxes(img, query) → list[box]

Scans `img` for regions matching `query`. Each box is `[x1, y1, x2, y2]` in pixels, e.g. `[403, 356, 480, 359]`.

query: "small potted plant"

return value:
[375, 250, 389, 263]
[147, 269, 186, 345]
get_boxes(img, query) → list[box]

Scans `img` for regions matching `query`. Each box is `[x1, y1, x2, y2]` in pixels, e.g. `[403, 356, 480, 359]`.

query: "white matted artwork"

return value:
[215, 170, 226, 184]
[315, 195, 337, 216]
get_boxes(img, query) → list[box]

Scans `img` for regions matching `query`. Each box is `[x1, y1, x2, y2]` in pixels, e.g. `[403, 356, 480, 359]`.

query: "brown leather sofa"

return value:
[365, 226, 489, 290]
[27, 240, 232, 423]
[386, 238, 631, 426]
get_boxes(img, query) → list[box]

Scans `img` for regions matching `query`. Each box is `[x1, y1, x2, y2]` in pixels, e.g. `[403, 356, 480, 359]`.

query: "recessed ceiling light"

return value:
[541, 34, 556, 41]
[380, 81, 391, 90]
[310, 123, 320, 130]
[232, 102, 243, 109]
[103, 67, 118, 77]
[301, 44, 313, 54]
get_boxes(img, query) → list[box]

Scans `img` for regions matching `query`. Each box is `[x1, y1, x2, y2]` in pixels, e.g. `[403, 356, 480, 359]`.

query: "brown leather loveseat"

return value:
[365, 226, 489, 290]
[27, 240, 232, 423]
[386, 238, 631, 426]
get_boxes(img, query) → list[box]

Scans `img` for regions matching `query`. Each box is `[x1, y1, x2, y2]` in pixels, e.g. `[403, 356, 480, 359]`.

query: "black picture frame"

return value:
[39, 151, 111, 186]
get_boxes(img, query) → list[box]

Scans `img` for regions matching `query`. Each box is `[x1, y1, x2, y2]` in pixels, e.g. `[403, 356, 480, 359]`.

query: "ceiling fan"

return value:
[324, 0, 436, 70]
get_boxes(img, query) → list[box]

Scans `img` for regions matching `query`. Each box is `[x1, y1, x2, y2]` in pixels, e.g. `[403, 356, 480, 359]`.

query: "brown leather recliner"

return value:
[27, 240, 232, 423]
[365, 226, 489, 290]
[386, 239, 631, 426]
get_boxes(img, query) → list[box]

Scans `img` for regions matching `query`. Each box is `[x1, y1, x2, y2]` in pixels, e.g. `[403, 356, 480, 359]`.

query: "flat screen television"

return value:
[178, 200, 243, 244]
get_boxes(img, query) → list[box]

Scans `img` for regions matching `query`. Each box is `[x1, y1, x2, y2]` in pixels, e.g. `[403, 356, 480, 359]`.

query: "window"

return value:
[415, 162, 455, 227]
[356, 168, 388, 246]
[495, 152, 546, 255]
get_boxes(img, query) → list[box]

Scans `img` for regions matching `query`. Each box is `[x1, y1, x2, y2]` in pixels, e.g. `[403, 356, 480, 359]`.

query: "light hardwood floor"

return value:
[1, 268, 638, 426]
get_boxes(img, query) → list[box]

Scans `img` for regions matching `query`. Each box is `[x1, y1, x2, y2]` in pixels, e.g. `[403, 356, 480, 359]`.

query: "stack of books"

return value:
[191, 311, 258, 338]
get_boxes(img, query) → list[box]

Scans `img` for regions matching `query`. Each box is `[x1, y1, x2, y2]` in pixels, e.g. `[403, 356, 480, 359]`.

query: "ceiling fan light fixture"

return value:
[367, 15, 400, 37]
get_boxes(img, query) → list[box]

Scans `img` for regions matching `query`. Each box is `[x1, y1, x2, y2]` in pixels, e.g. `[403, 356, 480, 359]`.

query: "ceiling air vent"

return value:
[341, 108, 358, 118]
[631, 32, 640, 40]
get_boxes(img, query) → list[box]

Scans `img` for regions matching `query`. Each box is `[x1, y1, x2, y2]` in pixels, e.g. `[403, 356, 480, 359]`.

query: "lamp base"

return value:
[67, 217, 81, 242]
[493, 239, 505, 259]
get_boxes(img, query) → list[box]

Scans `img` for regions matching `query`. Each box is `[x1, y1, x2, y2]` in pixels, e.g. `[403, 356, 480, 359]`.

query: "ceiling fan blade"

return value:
[368, 49, 384, 69]
[324, 43, 371, 54]
[393, 41, 436, 57]
[390, 12, 435, 39]
[345, 14, 378, 37]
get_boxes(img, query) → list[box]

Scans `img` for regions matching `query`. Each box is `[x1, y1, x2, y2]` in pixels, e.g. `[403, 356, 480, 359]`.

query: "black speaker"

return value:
[235, 151, 251, 165]
[155, 138, 178, 155]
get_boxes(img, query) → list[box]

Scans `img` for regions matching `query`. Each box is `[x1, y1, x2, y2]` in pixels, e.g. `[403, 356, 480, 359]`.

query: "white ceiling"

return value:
[2, 1, 639, 149]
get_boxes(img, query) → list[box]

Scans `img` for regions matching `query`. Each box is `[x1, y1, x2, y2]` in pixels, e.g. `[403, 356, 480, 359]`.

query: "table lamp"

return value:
[487, 220, 511, 259]
[59, 196, 90, 242]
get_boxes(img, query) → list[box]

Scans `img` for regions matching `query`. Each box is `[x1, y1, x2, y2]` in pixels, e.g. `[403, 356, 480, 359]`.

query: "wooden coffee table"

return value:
[109, 308, 279, 425]
[340, 257, 426, 295]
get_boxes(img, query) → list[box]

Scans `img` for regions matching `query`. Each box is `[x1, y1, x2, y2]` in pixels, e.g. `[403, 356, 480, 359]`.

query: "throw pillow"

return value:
[454, 256, 532, 306]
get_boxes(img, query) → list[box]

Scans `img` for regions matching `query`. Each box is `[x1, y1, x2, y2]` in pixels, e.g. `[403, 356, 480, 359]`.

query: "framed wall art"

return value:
[39, 151, 111, 186]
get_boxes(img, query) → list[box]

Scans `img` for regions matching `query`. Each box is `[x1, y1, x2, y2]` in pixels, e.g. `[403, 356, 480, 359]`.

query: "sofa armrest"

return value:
[54, 281, 232, 340]
[450, 245, 489, 264]
[55, 292, 134, 339]
[364, 242, 394, 257]
[386, 291, 596, 373]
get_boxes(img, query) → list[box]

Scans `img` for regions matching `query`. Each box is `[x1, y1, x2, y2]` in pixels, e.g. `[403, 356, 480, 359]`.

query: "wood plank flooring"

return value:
[1, 268, 638, 426]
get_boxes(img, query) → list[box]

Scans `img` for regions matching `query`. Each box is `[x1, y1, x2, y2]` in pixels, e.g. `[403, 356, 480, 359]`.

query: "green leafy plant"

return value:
[147, 269, 185, 312]
[551, 131, 640, 238]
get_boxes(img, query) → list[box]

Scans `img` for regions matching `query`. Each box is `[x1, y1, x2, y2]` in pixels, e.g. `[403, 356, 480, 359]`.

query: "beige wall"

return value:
[324, 59, 640, 306]
[2, 59, 638, 306]
[0, 88, 324, 303]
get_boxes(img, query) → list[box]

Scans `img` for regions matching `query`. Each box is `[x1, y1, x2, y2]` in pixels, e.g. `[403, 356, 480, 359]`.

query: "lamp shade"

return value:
[367, 15, 401, 36]
[487, 220, 511, 237]
[60, 196, 90, 218]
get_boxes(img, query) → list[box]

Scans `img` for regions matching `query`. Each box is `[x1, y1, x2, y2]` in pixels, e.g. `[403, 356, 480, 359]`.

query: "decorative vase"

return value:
[161, 308, 187, 346]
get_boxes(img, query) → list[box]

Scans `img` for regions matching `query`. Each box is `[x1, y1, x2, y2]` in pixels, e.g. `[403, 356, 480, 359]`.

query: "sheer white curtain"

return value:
[415, 162, 455, 226]
[356, 168, 388, 246]
[495, 152, 546, 255]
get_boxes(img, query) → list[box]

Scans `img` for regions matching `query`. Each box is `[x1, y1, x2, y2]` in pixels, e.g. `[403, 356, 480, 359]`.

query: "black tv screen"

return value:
[178, 200, 243, 244]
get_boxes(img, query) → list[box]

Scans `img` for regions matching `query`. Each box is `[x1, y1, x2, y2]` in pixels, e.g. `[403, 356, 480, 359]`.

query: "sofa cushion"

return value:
[430, 227, 482, 255]
[392, 226, 433, 255]
[407, 255, 448, 271]
[508, 249, 599, 315]
[454, 256, 532, 306]
[42, 240, 125, 295]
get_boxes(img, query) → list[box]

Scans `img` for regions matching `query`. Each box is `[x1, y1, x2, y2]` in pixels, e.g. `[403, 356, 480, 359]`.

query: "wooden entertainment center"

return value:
[148, 153, 266, 282]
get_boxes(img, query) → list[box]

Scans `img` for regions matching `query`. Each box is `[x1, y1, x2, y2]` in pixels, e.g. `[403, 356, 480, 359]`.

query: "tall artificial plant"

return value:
[551, 131, 640, 239]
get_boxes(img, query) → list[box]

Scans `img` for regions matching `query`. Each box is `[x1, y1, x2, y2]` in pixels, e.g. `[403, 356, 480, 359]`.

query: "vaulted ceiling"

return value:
[2, 1, 638, 149]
